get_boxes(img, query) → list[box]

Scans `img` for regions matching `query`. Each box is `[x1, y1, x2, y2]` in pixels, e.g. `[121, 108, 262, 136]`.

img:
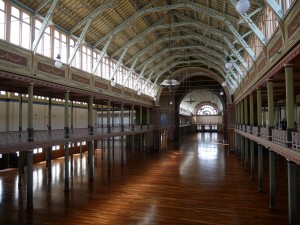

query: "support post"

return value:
[18, 94, 23, 187]
[285, 64, 294, 147]
[64, 92, 70, 192]
[88, 96, 94, 180]
[47, 98, 52, 178]
[27, 84, 34, 209]
[287, 161, 298, 225]
[269, 150, 276, 210]
[121, 102, 124, 166]
[258, 144, 264, 192]
[26, 150, 33, 209]
[267, 79, 274, 140]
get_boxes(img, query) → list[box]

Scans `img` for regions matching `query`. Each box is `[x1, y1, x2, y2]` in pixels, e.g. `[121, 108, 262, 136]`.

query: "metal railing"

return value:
[0, 125, 153, 149]
[260, 127, 269, 140]
[246, 125, 251, 133]
[252, 126, 258, 135]
[272, 129, 287, 146]
[236, 124, 300, 153]
[292, 132, 300, 151]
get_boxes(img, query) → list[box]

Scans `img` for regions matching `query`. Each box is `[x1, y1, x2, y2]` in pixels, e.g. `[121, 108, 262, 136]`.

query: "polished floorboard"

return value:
[0, 133, 299, 225]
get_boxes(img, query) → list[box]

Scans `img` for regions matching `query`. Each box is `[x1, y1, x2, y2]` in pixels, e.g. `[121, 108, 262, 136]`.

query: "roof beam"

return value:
[264, 0, 284, 20]
[92, 35, 113, 75]
[94, 1, 238, 48]
[123, 58, 139, 86]
[229, 0, 267, 46]
[68, 17, 93, 65]
[142, 70, 154, 93]
[34, 0, 51, 13]
[69, 1, 113, 34]
[223, 37, 249, 71]
[110, 47, 129, 80]
[32, 0, 58, 53]
[94, 0, 158, 47]
[137, 45, 224, 72]
[154, 59, 236, 92]
[112, 20, 234, 59]
[133, 63, 149, 90]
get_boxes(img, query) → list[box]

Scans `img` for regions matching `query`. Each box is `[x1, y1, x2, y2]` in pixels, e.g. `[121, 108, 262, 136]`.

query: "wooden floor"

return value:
[0, 133, 299, 225]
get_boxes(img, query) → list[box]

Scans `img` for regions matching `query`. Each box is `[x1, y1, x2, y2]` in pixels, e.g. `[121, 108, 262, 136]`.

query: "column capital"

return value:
[267, 78, 273, 82]
[286, 160, 296, 165]
[284, 64, 294, 68]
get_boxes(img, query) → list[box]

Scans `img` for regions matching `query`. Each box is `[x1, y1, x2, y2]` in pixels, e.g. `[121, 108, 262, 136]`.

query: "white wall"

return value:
[192, 115, 223, 124]
[0, 99, 96, 132]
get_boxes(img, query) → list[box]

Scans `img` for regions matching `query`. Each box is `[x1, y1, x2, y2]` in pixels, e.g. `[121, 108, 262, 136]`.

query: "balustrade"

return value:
[260, 127, 269, 140]
[0, 131, 28, 146]
[246, 125, 251, 133]
[252, 126, 258, 135]
[0, 125, 153, 150]
[272, 129, 287, 146]
[292, 132, 300, 151]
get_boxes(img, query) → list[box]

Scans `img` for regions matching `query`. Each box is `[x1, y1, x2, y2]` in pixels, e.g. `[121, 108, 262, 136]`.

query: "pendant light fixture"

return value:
[185, 92, 196, 104]
[225, 56, 232, 69]
[161, 15, 180, 89]
[236, 0, 250, 14]
[55, 54, 62, 68]
[111, 77, 116, 87]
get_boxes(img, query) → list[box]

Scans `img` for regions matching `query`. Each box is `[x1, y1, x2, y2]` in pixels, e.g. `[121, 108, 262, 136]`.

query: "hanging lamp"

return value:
[236, 0, 250, 14]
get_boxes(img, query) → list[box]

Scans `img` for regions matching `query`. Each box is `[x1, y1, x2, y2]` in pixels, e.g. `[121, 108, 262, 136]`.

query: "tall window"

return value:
[197, 105, 217, 115]
[283, 0, 296, 13]
[0, 0, 5, 40]
[53, 29, 67, 63]
[102, 57, 110, 80]
[82, 45, 92, 72]
[35, 19, 51, 57]
[93, 51, 101, 76]
[10, 6, 31, 49]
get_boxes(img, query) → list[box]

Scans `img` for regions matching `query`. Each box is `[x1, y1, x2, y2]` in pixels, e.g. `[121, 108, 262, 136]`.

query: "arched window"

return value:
[197, 105, 217, 115]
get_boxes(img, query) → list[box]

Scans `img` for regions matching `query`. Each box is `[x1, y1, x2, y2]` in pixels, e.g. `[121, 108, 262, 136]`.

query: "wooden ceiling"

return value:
[17, 0, 263, 84]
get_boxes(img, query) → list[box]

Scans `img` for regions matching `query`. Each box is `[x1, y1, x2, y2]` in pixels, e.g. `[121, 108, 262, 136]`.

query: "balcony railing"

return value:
[0, 125, 153, 150]
[292, 132, 300, 151]
[246, 125, 251, 134]
[236, 124, 300, 155]
[272, 129, 287, 146]
[252, 126, 258, 135]
[260, 127, 269, 140]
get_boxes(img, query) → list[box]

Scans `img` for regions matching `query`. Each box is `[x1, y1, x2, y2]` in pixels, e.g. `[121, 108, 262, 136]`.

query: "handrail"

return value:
[292, 132, 300, 151]
[0, 126, 154, 152]
[259, 127, 268, 140]
[272, 129, 287, 146]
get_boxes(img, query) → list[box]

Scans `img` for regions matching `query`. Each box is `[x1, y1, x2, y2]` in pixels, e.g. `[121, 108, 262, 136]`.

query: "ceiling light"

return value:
[161, 78, 180, 88]
[137, 89, 141, 96]
[186, 93, 196, 104]
[220, 91, 224, 96]
[111, 77, 116, 87]
[225, 56, 232, 69]
[55, 54, 62, 68]
[236, 0, 250, 14]
[222, 81, 227, 87]
[153, 96, 157, 101]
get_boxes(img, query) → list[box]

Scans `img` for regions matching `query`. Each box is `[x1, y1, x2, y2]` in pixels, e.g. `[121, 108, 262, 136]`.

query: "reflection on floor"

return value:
[0, 133, 299, 225]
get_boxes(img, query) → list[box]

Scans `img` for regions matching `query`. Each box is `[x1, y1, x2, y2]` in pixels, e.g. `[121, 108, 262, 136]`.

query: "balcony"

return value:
[235, 124, 300, 164]
[0, 125, 154, 153]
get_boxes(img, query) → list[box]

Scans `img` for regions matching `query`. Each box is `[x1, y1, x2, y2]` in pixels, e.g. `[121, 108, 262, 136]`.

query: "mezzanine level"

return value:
[0, 125, 154, 154]
[235, 124, 300, 164]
